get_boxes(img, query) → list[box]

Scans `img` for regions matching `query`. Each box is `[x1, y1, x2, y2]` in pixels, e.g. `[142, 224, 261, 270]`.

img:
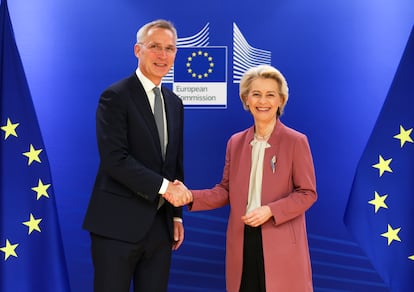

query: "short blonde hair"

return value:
[136, 19, 177, 44]
[239, 64, 289, 116]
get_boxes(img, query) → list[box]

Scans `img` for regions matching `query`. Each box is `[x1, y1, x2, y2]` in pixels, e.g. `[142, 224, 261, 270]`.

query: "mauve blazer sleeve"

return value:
[266, 126, 317, 225]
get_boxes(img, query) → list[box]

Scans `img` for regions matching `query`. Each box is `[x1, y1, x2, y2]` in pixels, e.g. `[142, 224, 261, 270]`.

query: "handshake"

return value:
[162, 180, 193, 207]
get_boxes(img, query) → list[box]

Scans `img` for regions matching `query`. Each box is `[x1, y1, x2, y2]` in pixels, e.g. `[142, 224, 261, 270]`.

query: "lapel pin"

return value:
[271, 155, 276, 173]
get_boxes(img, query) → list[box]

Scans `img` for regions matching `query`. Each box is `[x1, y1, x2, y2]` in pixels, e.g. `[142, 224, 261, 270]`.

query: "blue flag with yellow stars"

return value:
[0, 0, 71, 291]
[344, 26, 414, 291]
[174, 47, 227, 82]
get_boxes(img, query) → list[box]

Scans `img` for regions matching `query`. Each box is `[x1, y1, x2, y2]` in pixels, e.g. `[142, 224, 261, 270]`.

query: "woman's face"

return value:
[245, 77, 282, 124]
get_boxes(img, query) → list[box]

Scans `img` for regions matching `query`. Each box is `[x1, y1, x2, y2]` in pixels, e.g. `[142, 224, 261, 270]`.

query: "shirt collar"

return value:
[250, 138, 271, 148]
[135, 68, 161, 95]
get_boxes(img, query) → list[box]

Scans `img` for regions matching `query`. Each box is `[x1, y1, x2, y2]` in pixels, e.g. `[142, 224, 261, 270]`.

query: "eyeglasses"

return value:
[139, 42, 177, 55]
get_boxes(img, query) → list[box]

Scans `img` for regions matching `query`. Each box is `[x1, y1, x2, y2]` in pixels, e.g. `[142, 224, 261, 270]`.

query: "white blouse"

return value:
[246, 138, 270, 214]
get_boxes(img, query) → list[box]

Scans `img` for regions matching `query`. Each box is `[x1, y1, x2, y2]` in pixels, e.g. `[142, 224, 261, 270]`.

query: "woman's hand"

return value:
[241, 206, 273, 227]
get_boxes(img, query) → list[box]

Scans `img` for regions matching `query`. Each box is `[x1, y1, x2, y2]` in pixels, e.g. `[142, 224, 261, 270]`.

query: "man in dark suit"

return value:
[83, 19, 190, 292]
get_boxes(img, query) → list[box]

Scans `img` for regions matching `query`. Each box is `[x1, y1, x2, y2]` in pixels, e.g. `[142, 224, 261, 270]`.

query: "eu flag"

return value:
[0, 0, 71, 291]
[174, 47, 227, 82]
[344, 26, 414, 291]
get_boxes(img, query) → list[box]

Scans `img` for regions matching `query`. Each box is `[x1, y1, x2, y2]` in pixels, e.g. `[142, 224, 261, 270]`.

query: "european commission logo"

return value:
[163, 22, 272, 109]
[173, 47, 227, 108]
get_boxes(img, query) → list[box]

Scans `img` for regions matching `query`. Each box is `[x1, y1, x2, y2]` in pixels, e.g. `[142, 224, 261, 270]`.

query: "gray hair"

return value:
[136, 19, 177, 44]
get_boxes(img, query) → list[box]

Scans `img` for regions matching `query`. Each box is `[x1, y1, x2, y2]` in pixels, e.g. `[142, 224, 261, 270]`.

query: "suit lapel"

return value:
[261, 121, 282, 202]
[162, 87, 176, 159]
[128, 74, 163, 156]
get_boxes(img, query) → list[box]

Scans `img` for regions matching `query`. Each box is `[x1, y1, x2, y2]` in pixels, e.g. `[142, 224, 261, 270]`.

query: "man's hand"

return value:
[163, 180, 193, 207]
[172, 220, 184, 250]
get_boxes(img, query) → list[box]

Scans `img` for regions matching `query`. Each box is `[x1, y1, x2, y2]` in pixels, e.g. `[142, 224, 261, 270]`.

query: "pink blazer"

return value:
[190, 120, 317, 292]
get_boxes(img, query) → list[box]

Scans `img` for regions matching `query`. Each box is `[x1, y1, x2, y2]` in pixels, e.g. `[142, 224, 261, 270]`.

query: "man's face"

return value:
[135, 27, 177, 85]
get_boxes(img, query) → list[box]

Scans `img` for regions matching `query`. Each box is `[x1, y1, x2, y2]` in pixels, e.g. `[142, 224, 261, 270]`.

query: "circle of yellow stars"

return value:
[1, 116, 52, 261]
[369, 124, 413, 260]
[186, 50, 214, 79]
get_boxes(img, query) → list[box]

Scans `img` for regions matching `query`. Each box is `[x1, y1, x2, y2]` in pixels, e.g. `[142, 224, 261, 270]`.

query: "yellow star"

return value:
[22, 213, 42, 234]
[22, 144, 42, 165]
[368, 191, 388, 213]
[381, 224, 401, 246]
[393, 125, 413, 147]
[1, 118, 19, 139]
[31, 179, 51, 200]
[409, 255, 414, 261]
[0, 239, 19, 260]
[372, 155, 392, 177]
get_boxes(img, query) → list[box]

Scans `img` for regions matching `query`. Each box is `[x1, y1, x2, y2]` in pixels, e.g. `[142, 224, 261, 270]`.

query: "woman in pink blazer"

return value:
[166, 64, 317, 291]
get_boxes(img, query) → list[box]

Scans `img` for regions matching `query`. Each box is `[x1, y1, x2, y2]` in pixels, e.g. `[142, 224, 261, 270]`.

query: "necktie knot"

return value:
[153, 86, 161, 97]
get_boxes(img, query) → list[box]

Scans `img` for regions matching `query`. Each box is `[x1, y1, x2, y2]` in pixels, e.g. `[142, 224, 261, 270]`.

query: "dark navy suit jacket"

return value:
[83, 73, 184, 243]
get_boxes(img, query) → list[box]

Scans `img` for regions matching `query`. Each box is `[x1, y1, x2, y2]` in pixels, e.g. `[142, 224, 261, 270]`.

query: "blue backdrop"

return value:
[5, 0, 414, 291]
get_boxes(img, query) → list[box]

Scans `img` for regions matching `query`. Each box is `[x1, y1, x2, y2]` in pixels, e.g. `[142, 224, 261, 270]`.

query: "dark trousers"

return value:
[239, 225, 266, 292]
[90, 206, 172, 292]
